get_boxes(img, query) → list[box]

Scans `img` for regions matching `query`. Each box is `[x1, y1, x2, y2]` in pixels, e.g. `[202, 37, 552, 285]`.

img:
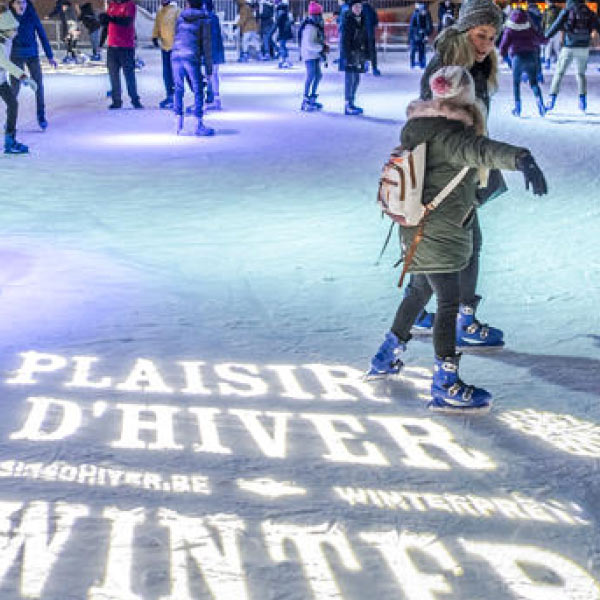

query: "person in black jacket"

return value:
[339, 0, 368, 114]
[437, 0, 456, 33]
[9, 0, 57, 130]
[361, 0, 380, 75]
[172, 0, 214, 136]
[409, 2, 433, 69]
[77, 2, 102, 61]
[275, 0, 293, 67]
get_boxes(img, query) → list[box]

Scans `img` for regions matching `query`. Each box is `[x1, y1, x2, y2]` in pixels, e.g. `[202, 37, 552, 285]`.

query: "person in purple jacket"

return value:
[9, 0, 57, 130]
[499, 7, 546, 117]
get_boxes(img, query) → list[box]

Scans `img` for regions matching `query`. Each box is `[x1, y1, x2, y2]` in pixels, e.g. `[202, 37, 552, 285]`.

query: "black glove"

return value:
[515, 152, 548, 196]
[152, 37, 159, 47]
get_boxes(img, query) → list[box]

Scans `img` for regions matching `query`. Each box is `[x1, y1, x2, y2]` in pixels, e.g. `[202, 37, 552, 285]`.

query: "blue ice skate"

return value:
[455, 304, 504, 350]
[410, 309, 434, 335]
[428, 355, 492, 414]
[365, 331, 406, 379]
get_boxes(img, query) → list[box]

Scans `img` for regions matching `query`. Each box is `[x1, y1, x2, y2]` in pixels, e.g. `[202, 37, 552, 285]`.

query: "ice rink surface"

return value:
[0, 49, 599, 599]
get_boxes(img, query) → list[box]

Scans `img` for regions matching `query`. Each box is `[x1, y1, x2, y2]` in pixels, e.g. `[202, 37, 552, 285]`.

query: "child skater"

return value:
[367, 66, 548, 413]
[0, 5, 37, 154]
[299, 0, 328, 111]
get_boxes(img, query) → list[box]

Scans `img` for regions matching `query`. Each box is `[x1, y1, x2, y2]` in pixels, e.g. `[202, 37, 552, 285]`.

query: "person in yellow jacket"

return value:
[236, 0, 260, 61]
[152, 0, 180, 108]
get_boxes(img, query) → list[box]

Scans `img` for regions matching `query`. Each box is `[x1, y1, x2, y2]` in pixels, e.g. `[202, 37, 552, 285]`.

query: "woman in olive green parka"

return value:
[367, 66, 548, 414]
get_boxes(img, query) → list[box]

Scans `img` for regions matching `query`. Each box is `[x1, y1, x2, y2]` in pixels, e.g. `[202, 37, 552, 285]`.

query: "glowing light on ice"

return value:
[498, 409, 600, 457]
[92, 133, 202, 147]
[236, 477, 307, 497]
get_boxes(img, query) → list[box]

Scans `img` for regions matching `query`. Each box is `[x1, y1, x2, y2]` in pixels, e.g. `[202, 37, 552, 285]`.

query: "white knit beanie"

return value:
[429, 66, 476, 105]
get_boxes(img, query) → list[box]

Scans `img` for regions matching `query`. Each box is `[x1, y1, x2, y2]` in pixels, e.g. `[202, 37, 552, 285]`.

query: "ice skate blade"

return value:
[427, 401, 492, 415]
[362, 370, 403, 382]
[410, 327, 433, 336]
[456, 342, 505, 353]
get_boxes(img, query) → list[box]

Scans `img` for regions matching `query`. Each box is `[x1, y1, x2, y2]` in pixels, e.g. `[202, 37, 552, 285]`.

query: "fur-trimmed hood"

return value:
[406, 97, 485, 134]
[506, 9, 532, 29]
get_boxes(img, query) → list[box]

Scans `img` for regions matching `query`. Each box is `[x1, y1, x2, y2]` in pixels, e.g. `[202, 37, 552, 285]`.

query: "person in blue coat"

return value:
[9, 0, 57, 130]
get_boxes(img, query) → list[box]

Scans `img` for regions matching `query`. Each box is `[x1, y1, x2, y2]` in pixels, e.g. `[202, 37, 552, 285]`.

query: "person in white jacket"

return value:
[0, 6, 36, 154]
[299, 1, 328, 111]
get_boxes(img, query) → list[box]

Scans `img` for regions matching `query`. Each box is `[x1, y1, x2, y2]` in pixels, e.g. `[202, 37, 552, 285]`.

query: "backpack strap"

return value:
[397, 166, 470, 289]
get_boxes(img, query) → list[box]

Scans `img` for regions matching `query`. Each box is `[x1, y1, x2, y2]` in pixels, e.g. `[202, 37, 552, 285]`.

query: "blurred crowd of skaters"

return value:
[1, 0, 600, 151]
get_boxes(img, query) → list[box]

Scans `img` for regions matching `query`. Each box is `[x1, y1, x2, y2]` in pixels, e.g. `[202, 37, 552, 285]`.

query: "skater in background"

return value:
[438, 0, 456, 33]
[236, 0, 260, 61]
[8, 0, 57, 131]
[204, 0, 224, 110]
[499, 7, 547, 117]
[275, 0, 293, 67]
[367, 66, 547, 413]
[49, 0, 80, 63]
[409, 2, 433, 69]
[171, 0, 214, 136]
[258, 0, 275, 59]
[299, 0, 328, 111]
[544, 0, 600, 112]
[100, 0, 142, 109]
[362, 0, 380, 76]
[525, 0, 543, 83]
[0, 6, 37, 154]
[541, 0, 562, 68]
[339, 0, 368, 114]
[152, 0, 180, 109]
[77, 2, 102, 61]
[414, 0, 507, 348]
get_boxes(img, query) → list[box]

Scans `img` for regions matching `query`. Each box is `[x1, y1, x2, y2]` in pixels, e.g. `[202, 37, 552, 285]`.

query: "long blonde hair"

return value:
[434, 26, 499, 95]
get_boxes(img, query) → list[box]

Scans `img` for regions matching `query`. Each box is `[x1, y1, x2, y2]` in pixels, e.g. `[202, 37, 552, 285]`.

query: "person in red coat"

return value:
[99, 0, 142, 109]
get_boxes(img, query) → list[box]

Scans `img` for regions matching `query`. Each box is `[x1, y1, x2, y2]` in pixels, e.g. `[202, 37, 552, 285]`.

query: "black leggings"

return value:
[0, 82, 18, 137]
[392, 271, 460, 359]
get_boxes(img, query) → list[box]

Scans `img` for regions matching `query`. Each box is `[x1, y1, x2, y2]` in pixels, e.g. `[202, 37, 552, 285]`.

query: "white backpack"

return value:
[377, 143, 469, 227]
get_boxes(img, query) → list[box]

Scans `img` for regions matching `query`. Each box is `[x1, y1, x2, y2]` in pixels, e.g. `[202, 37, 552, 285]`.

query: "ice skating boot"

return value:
[511, 100, 521, 117]
[579, 94, 587, 112]
[365, 331, 406, 379]
[4, 134, 28, 155]
[344, 102, 361, 115]
[301, 95, 315, 111]
[456, 304, 504, 350]
[310, 94, 323, 110]
[411, 309, 434, 335]
[195, 118, 215, 137]
[534, 91, 546, 117]
[38, 116, 48, 130]
[205, 95, 222, 110]
[545, 94, 556, 111]
[349, 101, 363, 114]
[159, 96, 174, 109]
[428, 355, 492, 414]
[175, 114, 184, 135]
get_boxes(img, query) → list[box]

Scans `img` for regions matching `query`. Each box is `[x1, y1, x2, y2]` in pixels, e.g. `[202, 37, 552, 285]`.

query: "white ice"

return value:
[0, 49, 599, 600]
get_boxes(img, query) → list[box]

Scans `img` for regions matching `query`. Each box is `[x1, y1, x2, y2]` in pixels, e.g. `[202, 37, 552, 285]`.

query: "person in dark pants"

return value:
[152, 0, 179, 108]
[77, 2, 102, 60]
[1, 7, 37, 154]
[367, 66, 547, 413]
[361, 0, 380, 75]
[172, 0, 214, 136]
[203, 0, 225, 109]
[499, 8, 546, 117]
[299, 0, 327, 110]
[100, 0, 142, 109]
[339, 0, 368, 114]
[409, 2, 433, 68]
[9, 0, 57, 130]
